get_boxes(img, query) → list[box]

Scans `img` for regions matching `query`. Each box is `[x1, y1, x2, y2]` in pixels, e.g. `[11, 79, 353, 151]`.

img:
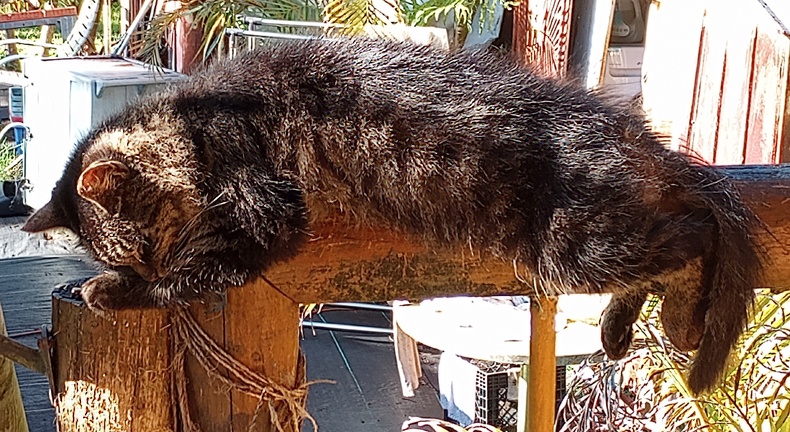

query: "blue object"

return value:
[9, 87, 24, 155]
[12, 126, 24, 155]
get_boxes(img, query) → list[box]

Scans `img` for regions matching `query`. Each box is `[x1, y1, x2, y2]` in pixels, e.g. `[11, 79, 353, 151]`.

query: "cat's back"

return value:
[186, 38, 558, 109]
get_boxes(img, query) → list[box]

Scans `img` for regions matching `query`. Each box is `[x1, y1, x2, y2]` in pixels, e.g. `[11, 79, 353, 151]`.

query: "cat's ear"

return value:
[77, 160, 130, 213]
[22, 201, 66, 233]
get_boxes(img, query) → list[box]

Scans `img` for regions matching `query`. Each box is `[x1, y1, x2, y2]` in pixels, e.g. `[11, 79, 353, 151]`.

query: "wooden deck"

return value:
[0, 255, 95, 431]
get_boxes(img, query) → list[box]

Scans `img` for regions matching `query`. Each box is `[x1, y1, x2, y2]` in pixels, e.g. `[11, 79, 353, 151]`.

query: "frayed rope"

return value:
[170, 307, 324, 432]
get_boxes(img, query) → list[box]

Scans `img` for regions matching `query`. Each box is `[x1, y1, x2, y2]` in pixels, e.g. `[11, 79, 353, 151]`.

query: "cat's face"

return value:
[22, 126, 203, 282]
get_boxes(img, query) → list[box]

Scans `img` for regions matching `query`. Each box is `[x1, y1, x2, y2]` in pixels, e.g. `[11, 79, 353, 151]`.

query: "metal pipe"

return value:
[243, 17, 344, 29]
[325, 302, 392, 312]
[0, 55, 27, 67]
[0, 123, 28, 139]
[111, 0, 156, 56]
[224, 28, 329, 41]
[0, 39, 59, 49]
[300, 321, 393, 335]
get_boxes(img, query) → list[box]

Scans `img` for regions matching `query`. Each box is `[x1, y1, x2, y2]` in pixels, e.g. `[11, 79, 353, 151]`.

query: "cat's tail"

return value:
[673, 161, 764, 394]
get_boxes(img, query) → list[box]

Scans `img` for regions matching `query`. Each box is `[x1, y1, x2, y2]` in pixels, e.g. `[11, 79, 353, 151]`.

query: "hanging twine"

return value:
[170, 307, 320, 432]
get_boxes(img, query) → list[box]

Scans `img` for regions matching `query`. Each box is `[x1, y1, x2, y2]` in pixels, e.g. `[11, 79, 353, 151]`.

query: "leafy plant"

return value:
[402, 0, 515, 34]
[135, 0, 326, 68]
[135, 0, 517, 68]
[0, 138, 23, 181]
[558, 291, 790, 431]
[323, 0, 403, 35]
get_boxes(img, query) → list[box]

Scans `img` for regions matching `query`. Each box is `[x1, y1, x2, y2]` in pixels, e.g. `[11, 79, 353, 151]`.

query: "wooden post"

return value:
[52, 289, 172, 431]
[171, 3, 203, 74]
[0, 304, 29, 432]
[38, 3, 56, 57]
[526, 296, 557, 432]
[102, 0, 112, 54]
[51, 278, 303, 432]
[176, 278, 305, 432]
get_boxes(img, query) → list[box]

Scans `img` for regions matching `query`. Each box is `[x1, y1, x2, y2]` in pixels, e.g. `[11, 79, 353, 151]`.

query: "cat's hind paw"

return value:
[600, 315, 633, 360]
[600, 290, 647, 360]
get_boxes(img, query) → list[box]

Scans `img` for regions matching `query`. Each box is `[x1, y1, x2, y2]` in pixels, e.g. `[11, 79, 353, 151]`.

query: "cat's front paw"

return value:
[80, 273, 127, 311]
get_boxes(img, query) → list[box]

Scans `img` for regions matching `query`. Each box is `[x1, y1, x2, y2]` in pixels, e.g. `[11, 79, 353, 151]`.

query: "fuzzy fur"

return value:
[23, 38, 763, 394]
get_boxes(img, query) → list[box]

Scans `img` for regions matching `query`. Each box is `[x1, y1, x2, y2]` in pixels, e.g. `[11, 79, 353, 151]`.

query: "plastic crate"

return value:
[467, 359, 568, 431]
[473, 360, 518, 429]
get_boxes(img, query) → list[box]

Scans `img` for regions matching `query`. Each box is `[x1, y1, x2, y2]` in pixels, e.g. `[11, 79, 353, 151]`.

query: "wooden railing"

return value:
[27, 164, 788, 432]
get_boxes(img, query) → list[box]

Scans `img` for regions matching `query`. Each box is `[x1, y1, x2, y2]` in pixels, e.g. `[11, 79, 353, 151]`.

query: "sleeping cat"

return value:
[22, 38, 763, 394]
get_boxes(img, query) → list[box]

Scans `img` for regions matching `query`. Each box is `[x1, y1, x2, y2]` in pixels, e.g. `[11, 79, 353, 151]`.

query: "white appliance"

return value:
[22, 56, 186, 208]
[602, 45, 645, 98]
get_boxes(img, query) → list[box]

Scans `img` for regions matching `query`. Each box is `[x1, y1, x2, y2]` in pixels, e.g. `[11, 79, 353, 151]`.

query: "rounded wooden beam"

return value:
[723, 165, 790, 289]
[268, 164, 790, 303]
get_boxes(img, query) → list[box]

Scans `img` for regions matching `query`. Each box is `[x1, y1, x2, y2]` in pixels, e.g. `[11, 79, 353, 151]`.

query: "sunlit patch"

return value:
[56, 380, 122, 431]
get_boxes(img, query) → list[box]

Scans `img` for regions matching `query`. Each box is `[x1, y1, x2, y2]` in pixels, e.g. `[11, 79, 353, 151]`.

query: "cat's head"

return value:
[22, 116, 203, 282]
[23, 151, 156, 276]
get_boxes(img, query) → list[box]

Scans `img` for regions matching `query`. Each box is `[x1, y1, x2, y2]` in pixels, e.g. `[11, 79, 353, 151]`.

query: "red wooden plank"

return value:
[641, 0, 707, 151]
[688, 5, 729, 163]
[713, 0, 763, 165]
[745, 30, 790, 164]
[511, 0, 572, 77]
[0, 7, 76, 23]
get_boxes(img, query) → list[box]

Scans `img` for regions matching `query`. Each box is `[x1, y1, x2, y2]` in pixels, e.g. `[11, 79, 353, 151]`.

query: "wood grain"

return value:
[526, 296, 557, 432]
[688, 3, 728, 163]
[714, 0, 756, 165]
[745, 28, 789, 164]
[52, 293, 172, 432]
[640, 0, 706, 151]
[226, 278, 301, 432]
[0, 304, 29, 432]
[267, 165, 790, 303]
[185, 302, 231, 432]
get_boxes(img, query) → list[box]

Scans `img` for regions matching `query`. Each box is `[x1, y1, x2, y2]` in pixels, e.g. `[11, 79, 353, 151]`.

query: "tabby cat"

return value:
[22, 38, 763, 394]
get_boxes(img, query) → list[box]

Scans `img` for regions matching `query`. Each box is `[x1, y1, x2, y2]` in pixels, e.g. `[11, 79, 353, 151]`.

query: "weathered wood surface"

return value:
[0, 254, 441, 432]
[52, 289, 172, 431]
[642, 0, 790, 163]
[0, 303, 29, 432]
[0, 255, 96, 431]
[225, 279, 301, 432]
[266, 165, 790, 304]
[51, 279, 303, 432]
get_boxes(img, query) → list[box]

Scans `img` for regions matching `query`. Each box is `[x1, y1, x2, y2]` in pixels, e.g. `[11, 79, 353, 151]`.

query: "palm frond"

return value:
[132, 8, 184, 69]
[404, 0, 517, 34]
[135, 0, 324, 67]
[559, 291, 790, 431]
[322, 0, 403, 35]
